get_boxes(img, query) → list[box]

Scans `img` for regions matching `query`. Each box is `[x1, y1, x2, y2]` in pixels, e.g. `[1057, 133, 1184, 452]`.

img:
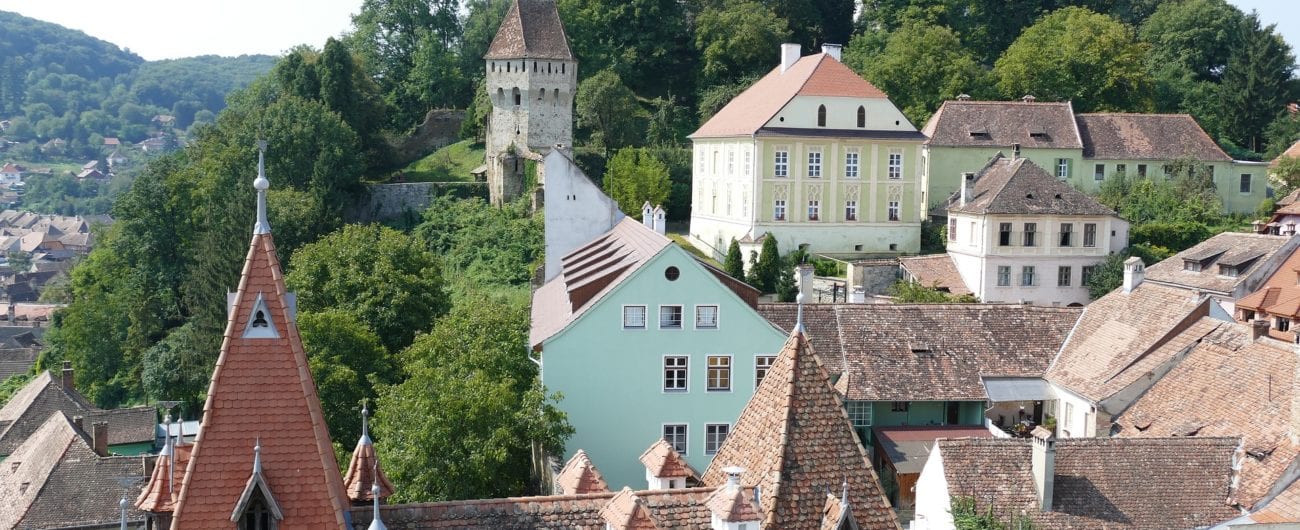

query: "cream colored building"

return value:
[687, 44, 926, 260]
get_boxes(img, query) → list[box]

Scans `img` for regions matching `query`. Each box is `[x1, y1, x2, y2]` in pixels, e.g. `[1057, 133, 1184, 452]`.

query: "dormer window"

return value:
[817, 105, 826, 127]
[1219, 265, 1239, 277]
[968, 126, 989, 137]
[242, 294, 280, 339]
[239, 490, 277, 530]
[1028, 125, 1048, 139]
[1183, 260, 1201, 272]
[252, 311, 269, 328]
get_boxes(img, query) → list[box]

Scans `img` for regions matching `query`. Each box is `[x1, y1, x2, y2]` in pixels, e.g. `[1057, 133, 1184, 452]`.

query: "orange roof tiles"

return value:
[692, 54, 888, 138]
[136, 442, 193, 513]
[601, 488, 661, 530]
[170, 232, 349, 529]
[555, 449, 610, 495]
[701, 330, 901, 530]
[704, 483, 762, 523]
[639, 439, 696, 480]
[342, 434, 394, 503]
[1236, 244, 1300, 321]
[1272, 139, 1300, 168]
[898, 254, 971, 295]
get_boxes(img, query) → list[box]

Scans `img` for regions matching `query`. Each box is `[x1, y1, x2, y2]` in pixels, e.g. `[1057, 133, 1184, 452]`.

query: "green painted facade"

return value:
[924, 145, 1270, 214]
[109, 441, 156, 456]
[541, 245, 788, 489]
[847, 399, 987, 445]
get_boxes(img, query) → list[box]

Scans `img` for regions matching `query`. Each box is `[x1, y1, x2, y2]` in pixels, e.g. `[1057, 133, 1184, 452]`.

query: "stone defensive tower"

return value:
[483, 0, 576, 206]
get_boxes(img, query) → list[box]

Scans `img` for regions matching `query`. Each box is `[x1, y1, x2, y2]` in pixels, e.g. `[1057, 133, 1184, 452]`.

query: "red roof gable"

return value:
[171, 227, 348, 528]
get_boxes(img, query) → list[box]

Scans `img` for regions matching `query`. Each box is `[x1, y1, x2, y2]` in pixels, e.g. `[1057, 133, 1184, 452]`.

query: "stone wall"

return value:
[348, 182, 488, 223]
[848, 258, 902, 296]
[393, 109, 466, 168]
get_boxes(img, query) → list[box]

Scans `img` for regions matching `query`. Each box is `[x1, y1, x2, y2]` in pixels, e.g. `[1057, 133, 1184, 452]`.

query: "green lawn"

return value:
[393, 140, 485, 183]
[667, 233, 722, 268]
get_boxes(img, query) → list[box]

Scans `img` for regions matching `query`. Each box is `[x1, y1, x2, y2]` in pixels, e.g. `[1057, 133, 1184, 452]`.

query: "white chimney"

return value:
[653, 206, 666, 236]
[641, 202, 654, 229]
[959, 172, 976, 207]
[1022, 94, 1037, 103]
[821, 44, 842, 62]
[849, 286, 865, 303]
[780, 43, 801, 73]
[1031, 426, 1055, 512]
[1122, 257, 1145, 293]
[796, 263, 815, 300]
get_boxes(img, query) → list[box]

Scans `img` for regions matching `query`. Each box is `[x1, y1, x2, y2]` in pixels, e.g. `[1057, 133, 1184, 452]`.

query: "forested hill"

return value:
[0, 10, 275, 157]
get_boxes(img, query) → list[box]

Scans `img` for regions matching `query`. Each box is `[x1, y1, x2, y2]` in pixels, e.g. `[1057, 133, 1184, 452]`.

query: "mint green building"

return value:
[531, 218, 787, 489]
[921, 98, 1270, 215]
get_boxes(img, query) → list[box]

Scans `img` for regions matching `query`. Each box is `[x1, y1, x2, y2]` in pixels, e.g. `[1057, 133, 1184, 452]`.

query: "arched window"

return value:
[506, 62, 510, 73]
[533, 61, 537, 72]
[857, 106, 866, 128]
[491, 62, 495, 72]
[497, 88, 504, 105]
[553, 89, 560, 106]
[539, 88, 546, 101]
[513, 88, 521, 106]
[548, 63, 552, 74]
[817, 105, 827, 127]
[561, 63, 566, 74]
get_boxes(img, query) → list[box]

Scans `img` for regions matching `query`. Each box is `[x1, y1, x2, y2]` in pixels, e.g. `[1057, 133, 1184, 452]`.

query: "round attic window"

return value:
[665, 266, 680, 281]
[779, 116, 785, 122]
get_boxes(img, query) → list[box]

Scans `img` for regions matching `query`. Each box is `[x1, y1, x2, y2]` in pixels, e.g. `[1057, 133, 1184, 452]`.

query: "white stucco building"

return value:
[944, 154, 1127, 306]
[541, 149, 624, 281]
[687, 43, 927, 261]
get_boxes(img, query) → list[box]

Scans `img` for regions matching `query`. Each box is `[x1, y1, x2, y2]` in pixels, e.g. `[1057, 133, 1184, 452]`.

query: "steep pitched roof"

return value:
[691, 54, 892, 138]
[897, 254, 971, 295]
[171, 221, 348, 526]
[554, 449, 610, 495]
[1046, 282, 1215, 404]
[0, 412, 148, 529]
[759, 304, 1080, 401]
[484, 0, 573, 60]
[947, 155, 1117, 216]
[137, 441, 193, 513]
[1143, 232, 1292, 295]
[1115, 322, 1298, 510]
[704, 481, 762, 523]
[639, 439, 697, 480]
[700, 330, 900, 530]
[1273, 139, 1300, 168]
[1237, 243, 1300, 325]
[0, 370, 154, 455]
[1076, 113, 1232, 161]
[937, 436, 1239, 529]
[342, 410, 394, 503]
[921, 100, 1082, 149]
[534, 218, 741, 349]
[601, 487, 661, 529]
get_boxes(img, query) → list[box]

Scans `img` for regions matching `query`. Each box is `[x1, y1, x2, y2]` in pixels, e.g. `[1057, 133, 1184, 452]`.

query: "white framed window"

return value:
[1056, 158, 1070, 178]
[1083, 223, 1097, 247]
[968, 221, 976, 245]
[725, 184, 733, 216]
[808, 199, 820, 221]
[998, 223, 1012, 246]
[1059, 223, 1073, 247]
[807, 148, 822, 178]
[846, 400, 872, 427]
[707, 355, 732, 392]
[663, 356, 688, 392]
[696, 148, 704, 173]
[712, 151, 719, 173]
[1021, 266, 1037, 286]
[1241, 174, 1252, 193]
[997, 266, 1011, 286]
[727, 150, 735, 175]
[695, 305, 719, 329]
[845, 149, 860, 178]
[845, 200, 858, 221]
[659, 305, 683, 329]
[743, 148, 751, 176]
[705, 423, 730, 455]
[887, 149, 903, 179]
[1023, 223, 1037, 247]
[774, 199, 787, 221]
[1094, 163, 1105, 181]
[755, 355, 776, 388]
[888, 201, 900, 222]
[948, 218, 957, 241]
[774, 149, 789, 177]
[1058, 266, 1071, 287]
[1062, 402, 1074, 436]
[622, 305, 647, 329]
[663, 424, 687, 455]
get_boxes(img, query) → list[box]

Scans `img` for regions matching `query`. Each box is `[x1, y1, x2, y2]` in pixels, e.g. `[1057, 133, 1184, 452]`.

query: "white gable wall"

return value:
[543, 150, 625, 281]
[913, 445, 955, 530]
[766, 96, 916, 131]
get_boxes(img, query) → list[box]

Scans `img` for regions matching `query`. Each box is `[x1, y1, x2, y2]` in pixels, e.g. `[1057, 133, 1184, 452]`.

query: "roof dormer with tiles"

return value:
[169, 143, 349, 529]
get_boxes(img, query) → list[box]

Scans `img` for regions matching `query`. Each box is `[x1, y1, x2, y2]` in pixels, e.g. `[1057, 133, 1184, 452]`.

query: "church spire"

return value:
[253, 140, 270, 235]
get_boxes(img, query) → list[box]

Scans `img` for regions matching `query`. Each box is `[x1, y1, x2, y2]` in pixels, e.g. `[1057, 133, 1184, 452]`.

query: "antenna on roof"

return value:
[158, 400, 181, 493]
[368, 460, 386, 530]
[253, 140, 270, 235]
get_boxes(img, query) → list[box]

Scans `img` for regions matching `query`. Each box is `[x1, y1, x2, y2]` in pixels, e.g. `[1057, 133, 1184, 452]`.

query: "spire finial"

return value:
[840, 476, 849, 505]
[253, 438, 263, 474]
[794, 292, 806, 334]
[253, 140, 270, 235]
[360, 399, 372, 445]
[368, 461, 387, 530]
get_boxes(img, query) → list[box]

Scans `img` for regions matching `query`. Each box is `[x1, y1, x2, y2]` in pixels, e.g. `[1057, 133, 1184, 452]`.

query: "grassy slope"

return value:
[396, 140, 485, 183]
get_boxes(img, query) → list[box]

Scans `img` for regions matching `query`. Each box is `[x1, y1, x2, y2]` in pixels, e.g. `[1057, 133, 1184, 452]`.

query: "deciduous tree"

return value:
[603, 148, 671, 220]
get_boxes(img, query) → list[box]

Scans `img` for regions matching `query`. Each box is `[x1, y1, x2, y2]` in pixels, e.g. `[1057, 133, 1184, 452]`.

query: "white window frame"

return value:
[707, 355, 732, 392]
[704, 423, 730, 455]
[845, 200, 858, 221]
[997, 266, 1011, 286]
[1094, 163, 1105, 181]
[658, 305, 684, 330]
[808, 199, 820, 221]
[807, 148, 822, 178]
[754, 355, 776, 388]
[1021, 266, 1037, 287]
[774, 199, 787, 221]
[1083, 223, 1097, 248]
[846, 400, 872, 428]
[727, 150, 735, 176]
[622, 304, 647, 330]
[774, 148, 789, 178]
[845, 149, 860, 179]
[663, 423, 688, 455]
[743, 147, 752, 177]
[663, 355, 688, 393]
[888, 201, 901, 222]
[1056, 158, 1070, 178]
[887, 149, 903, 180]
[695, 305, 719, 330]
[1058, 265, 1071, 287]
[1023, 223, 1037, 247]
[1059, 223, 1073, 247]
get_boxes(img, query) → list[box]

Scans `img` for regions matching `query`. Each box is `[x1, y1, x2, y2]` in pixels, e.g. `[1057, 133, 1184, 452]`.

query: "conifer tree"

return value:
[752, 234, 781, 293]
[723, 239, 744, 280]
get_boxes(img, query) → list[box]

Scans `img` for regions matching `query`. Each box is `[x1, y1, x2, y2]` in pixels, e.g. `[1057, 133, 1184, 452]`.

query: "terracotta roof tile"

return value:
[921, 100, 1082, 149]
[1273, 140, 1300, 168]
[171, 232, 349, 529]
[760, 304, 1080, 401]
[947, 155, 1116, 216]
[898, 254, 971, 295]
[1115, 323, 1297, 509]
[484, 0, 573, 60]
[1077, 113, 1231, 161]
[704, 482, 762, 523]
[692, 54, 889, 138]
[555, 449, 610, 495]
[601, 487, 661, 529]
[638, 439, 696, 480]
[1237, 245, 1300, 321]
[937, 436, 1239, 528]
[1143, 232, 1292, 295]
[701, 331, 901, 530]
[137, 442, 193, 513]
[342, 429, 394, 503]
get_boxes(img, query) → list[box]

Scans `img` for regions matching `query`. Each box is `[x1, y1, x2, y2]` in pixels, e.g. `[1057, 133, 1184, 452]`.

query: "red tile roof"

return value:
[898, 254, 971, 295]
[639, 439, 696, 480]
[170, 232, 349, 529]
[342, 426, 394, 503]
[1076, 113, 1231, 161]
[1235, 243, 1300, 324]
[1273, 140, 1300, 168]
[601, 487, 661, 529]
[701, 330, 901, 529]
[555, 449, 610, 495]
[692, 54, 889, 138]
[136, 441, 193, 513]
[704, 481, 762, 523]
[484, 0, 574, 60]
[947, 155, 1116, 216]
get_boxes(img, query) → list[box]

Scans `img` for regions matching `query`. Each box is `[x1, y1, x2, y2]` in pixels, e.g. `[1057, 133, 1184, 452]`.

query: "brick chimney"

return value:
[61, 360, 74, 391]
[92, 421, 109, 456]
[1031, 426, 1056, 511]
[1122, 257, 1145, 294]
[959, 172, 976, 207]
[820, 44, 842, 62]
[71, 415, 83, 432]
[780, 43, 800, 73]
[1252, 318, 1271, 340]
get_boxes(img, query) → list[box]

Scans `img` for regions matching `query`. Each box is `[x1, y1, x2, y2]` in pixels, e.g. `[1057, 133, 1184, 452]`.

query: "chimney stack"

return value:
[1031, 426, 1056, 512]
[956, 94, 972, 101]
[72, 415, 83, 432]
[820, 44, 842, 62]
[641, 202, 654, 228]
[1252, 318, 1271, 340]
[1122, 257, 1145, 294]
[796, 263, 815, 301]
[92, 421, 109, 456]
[959, 172, 976, 207]
[780, 43, 801, 73]
[1012, 143, 1021, 160]
[61, 360, 74, 391]
[1022, 94, 1037, 103]
[653, 206, 667, 236]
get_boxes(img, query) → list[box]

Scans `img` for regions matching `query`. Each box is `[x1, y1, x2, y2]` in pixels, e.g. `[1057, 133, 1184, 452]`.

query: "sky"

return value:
[0, 0, 1294, 62]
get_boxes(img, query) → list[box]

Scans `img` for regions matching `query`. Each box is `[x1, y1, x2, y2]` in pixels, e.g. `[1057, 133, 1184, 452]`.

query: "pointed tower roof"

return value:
[135, 430, 193, 514]
[170, 144, 349, 529]
[343, 404, 394, 503]
[701, 330, 900, 530]
[554, 449, 609, 494]
[484, 0, 574, 60]
[599, 488, 660, 530]
[638, 439, 697, 481]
